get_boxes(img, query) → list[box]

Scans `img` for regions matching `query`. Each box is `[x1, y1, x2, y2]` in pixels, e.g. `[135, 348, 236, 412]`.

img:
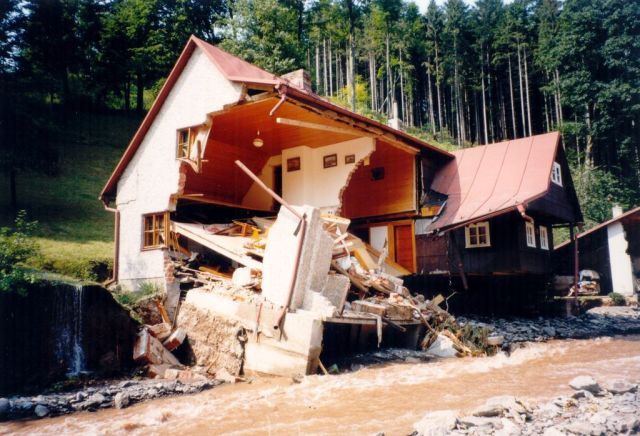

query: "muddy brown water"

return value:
[3, 335, 640, 435]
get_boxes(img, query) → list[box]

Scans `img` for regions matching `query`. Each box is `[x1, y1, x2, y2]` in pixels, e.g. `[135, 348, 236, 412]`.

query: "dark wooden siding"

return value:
[527, 147, 581, 223]
[416, 212, 554, 276]
[554, 228, 614, 292]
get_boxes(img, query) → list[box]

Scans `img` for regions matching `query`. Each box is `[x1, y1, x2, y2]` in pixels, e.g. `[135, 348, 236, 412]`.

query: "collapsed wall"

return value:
[176, 301, 246, 375]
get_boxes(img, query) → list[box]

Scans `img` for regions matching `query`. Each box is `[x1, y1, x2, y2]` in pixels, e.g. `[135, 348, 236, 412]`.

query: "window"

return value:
[525, 221, 536, 248]
[176, 128, 194, 159]
[551, 162, 562, 186]
[539, 226, 549, 250]
[465, 222, 491, 248]
[143, 212, 168, 249]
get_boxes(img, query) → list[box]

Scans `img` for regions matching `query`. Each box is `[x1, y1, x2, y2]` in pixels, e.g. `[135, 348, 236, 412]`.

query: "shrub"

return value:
[608, 292, 626, 306]
[0, 211, 41, 296]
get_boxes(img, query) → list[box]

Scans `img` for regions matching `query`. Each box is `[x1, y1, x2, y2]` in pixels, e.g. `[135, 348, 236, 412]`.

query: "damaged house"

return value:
[100, 36, 583, 376]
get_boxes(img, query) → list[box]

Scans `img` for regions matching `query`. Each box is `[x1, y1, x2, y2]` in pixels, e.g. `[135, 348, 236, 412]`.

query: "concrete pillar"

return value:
[607, 207, 634, 295]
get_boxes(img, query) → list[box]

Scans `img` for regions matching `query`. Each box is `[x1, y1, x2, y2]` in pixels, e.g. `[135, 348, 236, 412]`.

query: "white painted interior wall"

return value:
[607, 222, 634, 295]
[369, 226, 388, 252]
[116, 47, 243, 290]
[281, 137, 375, 210]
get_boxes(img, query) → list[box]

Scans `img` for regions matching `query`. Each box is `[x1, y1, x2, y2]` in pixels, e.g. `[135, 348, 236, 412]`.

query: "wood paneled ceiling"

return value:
[209, 97, 361, 154]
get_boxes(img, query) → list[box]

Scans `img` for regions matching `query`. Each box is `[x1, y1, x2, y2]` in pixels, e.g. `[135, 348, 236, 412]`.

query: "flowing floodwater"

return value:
[54, 285, 86, 376]
[4, 335, 640, 435]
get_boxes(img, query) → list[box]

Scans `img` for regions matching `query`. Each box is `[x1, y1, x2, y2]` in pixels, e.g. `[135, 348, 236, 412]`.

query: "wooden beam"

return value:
[276, 117, 362, 137]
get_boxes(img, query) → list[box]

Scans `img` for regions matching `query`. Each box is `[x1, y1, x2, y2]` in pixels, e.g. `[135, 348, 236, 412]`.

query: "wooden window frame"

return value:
[142, 212, 169, 250]
[539, 225, 549, 250]
[465, 221, 491, 248]
[525, 221, 536, 248]
[176, 128, 194, 159]
[551, 161, 563, 186]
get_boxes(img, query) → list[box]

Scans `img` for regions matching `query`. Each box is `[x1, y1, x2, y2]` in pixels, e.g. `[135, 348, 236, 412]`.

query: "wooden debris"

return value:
[352, 300, 387, 317]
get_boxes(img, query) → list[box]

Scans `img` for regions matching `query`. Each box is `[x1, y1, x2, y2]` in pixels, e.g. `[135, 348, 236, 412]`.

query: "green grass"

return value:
[0, 111, 141, 280]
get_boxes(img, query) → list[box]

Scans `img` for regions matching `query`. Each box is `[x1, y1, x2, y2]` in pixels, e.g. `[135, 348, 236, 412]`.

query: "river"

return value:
[4, 335, 640, 435]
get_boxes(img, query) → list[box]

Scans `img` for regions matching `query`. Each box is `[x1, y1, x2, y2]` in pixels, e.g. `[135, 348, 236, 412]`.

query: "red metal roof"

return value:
[100, 36, 450, 202]
[426, 132, 561, 232]
[192, 37, 282, 86]
[554, 206, 640, 249]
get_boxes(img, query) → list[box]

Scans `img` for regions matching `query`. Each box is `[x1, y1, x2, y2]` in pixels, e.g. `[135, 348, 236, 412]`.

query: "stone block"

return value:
[133, 329, 179, 366]
[147, 323, 172, 341]
[162, 328, 186, 351]
[321, 274, 350, 313]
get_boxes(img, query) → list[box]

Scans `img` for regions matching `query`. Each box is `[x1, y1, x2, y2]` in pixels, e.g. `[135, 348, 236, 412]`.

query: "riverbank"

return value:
[413, 375, 639, 435]
[3, 335, 638, 434]
[461, 305, 640, 349]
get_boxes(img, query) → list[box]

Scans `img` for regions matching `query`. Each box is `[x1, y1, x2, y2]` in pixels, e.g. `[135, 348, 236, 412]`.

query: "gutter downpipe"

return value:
[101, 198, 120, 285]
[516, 204, 534, 223]
[234, 160, 306, 332]
[269, 84, 287, 117]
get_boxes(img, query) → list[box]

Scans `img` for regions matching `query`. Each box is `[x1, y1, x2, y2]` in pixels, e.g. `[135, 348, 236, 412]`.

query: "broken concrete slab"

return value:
[426, 333, 458, 358]
[162, 328, 186, 351]
[261, 205, 333, 310]
[133, 329, 180, 366]
[321, 274, 350, 313]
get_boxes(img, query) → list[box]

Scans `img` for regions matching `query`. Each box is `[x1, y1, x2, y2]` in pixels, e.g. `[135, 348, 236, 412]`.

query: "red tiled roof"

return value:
[426, 132, 561, 232]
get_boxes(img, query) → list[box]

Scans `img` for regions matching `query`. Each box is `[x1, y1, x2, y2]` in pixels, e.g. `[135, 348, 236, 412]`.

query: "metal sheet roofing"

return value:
[554, 206, 640, 250]
[426, 132, 561, 233]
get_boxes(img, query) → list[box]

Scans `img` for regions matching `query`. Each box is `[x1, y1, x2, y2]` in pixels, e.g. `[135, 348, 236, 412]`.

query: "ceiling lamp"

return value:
[252, 130, 264, 148]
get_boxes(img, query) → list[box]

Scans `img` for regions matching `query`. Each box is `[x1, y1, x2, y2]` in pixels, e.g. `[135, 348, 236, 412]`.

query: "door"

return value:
[393, 224, 415, 272]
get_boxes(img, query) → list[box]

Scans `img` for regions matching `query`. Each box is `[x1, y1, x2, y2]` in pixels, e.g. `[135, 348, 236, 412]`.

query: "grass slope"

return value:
[0, 112, 141, 279]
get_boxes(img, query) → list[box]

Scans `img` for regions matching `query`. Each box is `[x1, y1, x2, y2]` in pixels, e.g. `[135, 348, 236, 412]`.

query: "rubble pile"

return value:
[0, 378, 223, 420]
[412, 376, 640, 435]
[459, 305, 640, 347]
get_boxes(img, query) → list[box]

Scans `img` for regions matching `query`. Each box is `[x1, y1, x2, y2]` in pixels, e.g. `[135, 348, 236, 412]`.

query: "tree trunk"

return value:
[349, 35, 356, 112]
[124, 79, 131, 112]
[585, 102, 594, 168]
[136, 71, 144, 112]
[523, 46, 532, 136]
[329, 37, 333, 96]
[481, 53, 488, 144]
[9, 167, 17, 211]
[508, 55, 517, 139]
[555, 68, 563, 127]
[385, 33, 391, 116]
[315, 43, 320, 92]
[427, 59, 436, 136]
[323, 38, 328, 95]
[399, 48, 405, 122]
[517, 44, 526, 137]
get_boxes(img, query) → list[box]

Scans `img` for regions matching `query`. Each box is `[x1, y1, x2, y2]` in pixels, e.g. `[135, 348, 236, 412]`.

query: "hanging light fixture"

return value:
[252, 130, 264, 148]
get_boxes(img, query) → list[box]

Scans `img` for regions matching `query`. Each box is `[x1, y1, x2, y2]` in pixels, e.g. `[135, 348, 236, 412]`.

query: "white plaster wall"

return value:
[241, 155, 282, 210]
[281, 137, 374, 209]
[607, 222, 634, 295]
[116, 47, 243, 289]
[369, 226, 388, 252]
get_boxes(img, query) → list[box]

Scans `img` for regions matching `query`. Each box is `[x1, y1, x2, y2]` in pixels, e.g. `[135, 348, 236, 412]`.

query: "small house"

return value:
[555, 206, 639, 296]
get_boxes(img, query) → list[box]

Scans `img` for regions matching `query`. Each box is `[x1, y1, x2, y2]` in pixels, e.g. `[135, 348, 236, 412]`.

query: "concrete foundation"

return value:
[178, 289, 323, 377]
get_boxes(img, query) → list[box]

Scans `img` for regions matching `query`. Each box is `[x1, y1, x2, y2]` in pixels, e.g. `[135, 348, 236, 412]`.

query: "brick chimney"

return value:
[281, 69, 312, 93]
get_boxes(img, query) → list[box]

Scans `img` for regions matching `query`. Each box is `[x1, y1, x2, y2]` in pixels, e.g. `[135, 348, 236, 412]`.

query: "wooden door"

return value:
[394, 224, 415, 272]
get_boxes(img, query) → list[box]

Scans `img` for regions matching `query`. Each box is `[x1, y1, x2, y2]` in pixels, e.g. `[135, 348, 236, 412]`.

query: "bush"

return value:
[608, 292, 626, 306]
[0, 211, 40, 295]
